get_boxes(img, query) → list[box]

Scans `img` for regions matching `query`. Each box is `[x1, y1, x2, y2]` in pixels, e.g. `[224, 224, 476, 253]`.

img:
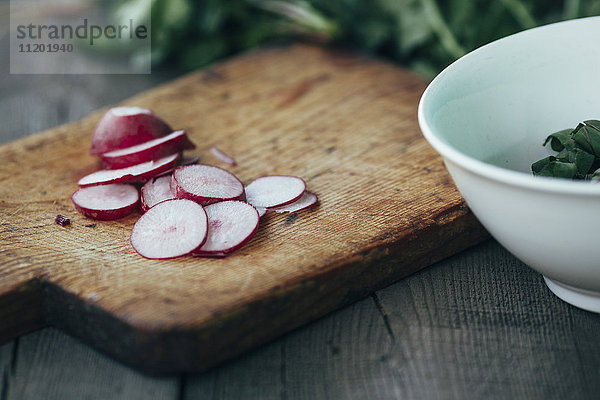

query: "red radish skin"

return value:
[54, 214, 71, 226]
[245, 175, 306, 208]
[193, 201, 259, 256]
[72, 184, 139, 220]
[90, 107, 172, 155]
[100, 130, 195, 169]
[141, 175, 176, 212]
[210, 146, 237, 166]
[270, 191, 318, 213]
[171, 164, 245, 206]
[78, 153, 180, 187]
[130, 199, 208, 259]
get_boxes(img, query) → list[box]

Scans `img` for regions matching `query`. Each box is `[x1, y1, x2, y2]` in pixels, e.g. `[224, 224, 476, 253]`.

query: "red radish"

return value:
[210, 146, 237, 166]
[100, 130, 195, 169]
[90, 107, 172, 155]
[256, 207, 267, 218]
[78, 153, 179, 187]
[193, 201, 259, 256]
[270, 191, 318, 213]
[245, 175, 306, 208]
[171, 164, 245, 206]
[141, 175, 176, 212]
[130, 199, 208, 259]
[72, 184, 139, 220]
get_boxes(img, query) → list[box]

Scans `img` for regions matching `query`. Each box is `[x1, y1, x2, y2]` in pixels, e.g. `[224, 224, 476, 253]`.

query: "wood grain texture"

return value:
[4, 329, 179, 400]
[376, 240, 600, 400]
[0, 44, 488, 374]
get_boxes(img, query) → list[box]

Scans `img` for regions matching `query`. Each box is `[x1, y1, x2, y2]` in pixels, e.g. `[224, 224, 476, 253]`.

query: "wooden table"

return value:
[1, 40, 599, 398]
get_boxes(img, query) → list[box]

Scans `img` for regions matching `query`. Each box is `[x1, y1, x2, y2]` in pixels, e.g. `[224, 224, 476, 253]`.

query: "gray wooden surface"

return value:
[1, 33, 599, 399]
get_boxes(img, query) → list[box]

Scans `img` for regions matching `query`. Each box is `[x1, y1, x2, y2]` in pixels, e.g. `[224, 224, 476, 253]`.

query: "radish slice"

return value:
[100, 130, 195, 169]
[141, 175, 176, 212]
[245, 175, 306, 208]
[270, 191, 318, 213]
[171, 164, 245, 206]
[256, 207, 267, 218]
[72, 184, 139, 220]
[130, 199, 208, 259]
[154, 154, 201, 179]
[210, 146, 237, 166]
[90, 107, 172, 155]
[194, 201, 259, 256]
[78, 153, 179, 187]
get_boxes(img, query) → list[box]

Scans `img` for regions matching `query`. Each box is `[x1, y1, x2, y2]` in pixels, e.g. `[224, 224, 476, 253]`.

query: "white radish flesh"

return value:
[171, 164, 245, 206]
[130, 199, 208, 259]
[78, 153, 179, 187]
[194, 201, 259, 256]
[245, 175, 306, 208]
[256, 207, 267, 218]
[90, 107, 172, 155]
[210, 146, 237, 166]
[270, 191, 318, 213]
[100, 130, 195, 169]
[141, 175, 176, 212]
[72, 184, 139, 220]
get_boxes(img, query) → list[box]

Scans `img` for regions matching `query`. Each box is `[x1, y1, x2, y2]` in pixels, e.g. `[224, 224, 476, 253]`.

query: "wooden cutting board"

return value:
[0, 44, 488, 375]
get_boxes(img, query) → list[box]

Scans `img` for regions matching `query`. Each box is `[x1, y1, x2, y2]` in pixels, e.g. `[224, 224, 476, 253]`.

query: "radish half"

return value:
[100, 130, 195, 169]
[141, 175, 176, 212]
[245, 175, 306, 208]
[78, 153, 180, 187]
[90, 107, 172, 155]
[130, 199, 208, 259]
[270, 191, 318, 213]
[72, 184, 139, 220]
[171, 164, 245, 206]
[194, 201, 259, 256]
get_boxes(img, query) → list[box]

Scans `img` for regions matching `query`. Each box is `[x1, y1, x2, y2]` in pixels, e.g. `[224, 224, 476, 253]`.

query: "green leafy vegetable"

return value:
[104, 0, 600, 76]
[532, 121, 600, 182]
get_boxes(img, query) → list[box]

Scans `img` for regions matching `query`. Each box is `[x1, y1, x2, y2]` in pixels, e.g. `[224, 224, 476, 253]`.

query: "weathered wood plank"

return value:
[3, 328, 179, 400]
[377, 240, 600, 400]
[185, 294, 402, 400]
[0, 340, 16, 400]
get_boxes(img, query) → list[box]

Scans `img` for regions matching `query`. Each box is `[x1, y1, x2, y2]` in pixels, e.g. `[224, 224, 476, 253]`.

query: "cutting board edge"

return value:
[38, 207, 488, 375]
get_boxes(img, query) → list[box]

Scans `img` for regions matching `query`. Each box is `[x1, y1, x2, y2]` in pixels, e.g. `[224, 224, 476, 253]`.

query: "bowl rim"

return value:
[418, 16, 600, 196]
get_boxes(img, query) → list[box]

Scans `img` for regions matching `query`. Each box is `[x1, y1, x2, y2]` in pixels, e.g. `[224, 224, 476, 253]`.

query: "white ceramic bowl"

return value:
[418, 17, 600, 313]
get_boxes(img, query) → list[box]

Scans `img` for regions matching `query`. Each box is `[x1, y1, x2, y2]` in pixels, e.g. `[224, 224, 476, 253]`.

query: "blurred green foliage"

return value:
[114, 0, 600, 77]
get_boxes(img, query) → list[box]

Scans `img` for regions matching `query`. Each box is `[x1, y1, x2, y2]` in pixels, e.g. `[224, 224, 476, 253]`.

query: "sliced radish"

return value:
[171, 164, 245, 206]
[72, 184, 139, 220]
[193, 201, 259, 256]
[245, 175, 306, 208]
[141, 175, 176, 212]
[210, 146, 237, 166]
[256, 207, 267, 218]
[78, 153, 179, 187]
[90, 107, 172, 155]
[270, 191, 318, 213]
[154, 154, 201, 179]
[100, 130, 195, 169]
[130, 199, 208, 259]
